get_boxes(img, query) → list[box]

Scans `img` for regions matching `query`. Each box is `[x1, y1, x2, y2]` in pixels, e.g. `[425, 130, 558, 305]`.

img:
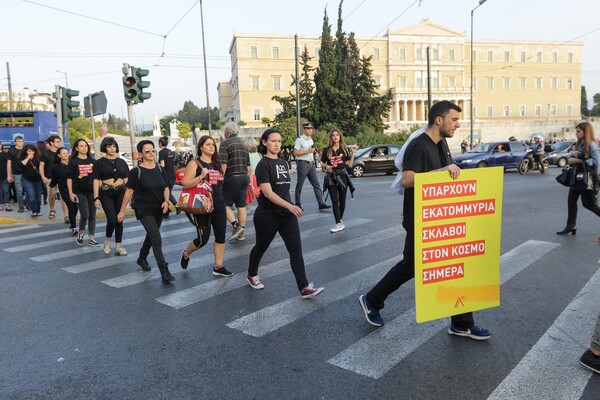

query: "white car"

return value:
[119, 153, 134, 170]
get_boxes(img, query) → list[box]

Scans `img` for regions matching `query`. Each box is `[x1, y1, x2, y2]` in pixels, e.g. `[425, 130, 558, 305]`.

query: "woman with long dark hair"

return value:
[118, 140, 175, 284]
[557, 122, 600, 235]
[51, 147, 79, 235]
[68, 139, 100, 246]
[179, 135, 232, 276]
[246, 128, 324, 298]
[93, 137, 129, 256]
[19, 144, 43, 217]
[321, 129, 356, 233]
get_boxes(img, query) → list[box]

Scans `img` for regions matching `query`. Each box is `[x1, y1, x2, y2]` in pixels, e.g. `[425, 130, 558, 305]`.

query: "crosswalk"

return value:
[1, 213, 598, 397]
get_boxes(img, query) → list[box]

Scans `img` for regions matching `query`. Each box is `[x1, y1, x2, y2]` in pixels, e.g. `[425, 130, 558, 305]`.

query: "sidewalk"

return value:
[0, 201, 136, 225]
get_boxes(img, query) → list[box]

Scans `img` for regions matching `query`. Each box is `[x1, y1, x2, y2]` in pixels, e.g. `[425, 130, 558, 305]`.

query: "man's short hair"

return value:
[223, 121, 239, 137]
[302, 122, 314, 129]
[136, 139, 154, 153]
[13, 133, 24, 141]
[46, 134, 61, 145]
[428, 100, 462, 127]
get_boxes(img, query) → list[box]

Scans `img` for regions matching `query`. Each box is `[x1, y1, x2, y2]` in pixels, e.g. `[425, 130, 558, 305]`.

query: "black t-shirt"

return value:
[255, 157, 292, 210]
[51, 163, 70, 198]
[21, 158, 41, 182]
[40, 149, 57, 179]
[126, 165, 168, 219]
[0, 152, 7, 181]
[402, 134, 452, 231]
[67, 157, 96, 194]
[321, 146, 351, 171]
[194, 159, 225, 211]
[92, 157, 130, 182]
[159, 148, 176, 181]
[8, 147, 23, 174]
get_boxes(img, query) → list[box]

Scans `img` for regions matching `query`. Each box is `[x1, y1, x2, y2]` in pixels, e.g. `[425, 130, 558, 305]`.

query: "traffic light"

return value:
[122, 66, 151, 104]
[61, 87, 80, 123]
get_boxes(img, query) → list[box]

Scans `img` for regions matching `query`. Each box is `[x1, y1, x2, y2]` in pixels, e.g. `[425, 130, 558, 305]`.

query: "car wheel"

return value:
[518, 159, 529, 175]
[476, 161, 487, 168]
[352, 165, 364, 178]
[557, 157, 567, 168]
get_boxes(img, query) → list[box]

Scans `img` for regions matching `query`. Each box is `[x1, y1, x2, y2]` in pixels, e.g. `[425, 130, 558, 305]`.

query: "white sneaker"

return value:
[330, 223, 344, 233]
[340, 220, 345, 229]
[104, 240, 111, 255]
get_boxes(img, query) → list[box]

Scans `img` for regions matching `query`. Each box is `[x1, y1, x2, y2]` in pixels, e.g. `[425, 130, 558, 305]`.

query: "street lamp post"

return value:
[470, 0, 487, 148]
[56, 70, 69, 87]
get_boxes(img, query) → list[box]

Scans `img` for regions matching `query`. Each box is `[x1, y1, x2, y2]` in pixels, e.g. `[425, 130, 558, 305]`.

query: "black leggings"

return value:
[60, 189, 78, 230]
[190, 208, 227, 248]
[566, 187, 600, 227]
[139, 214, 167, 268]
[100, 188, 125, 242]
[248, 207, 308, 291]
[76, 192, 96, 235]
[329, 174, 348, 224]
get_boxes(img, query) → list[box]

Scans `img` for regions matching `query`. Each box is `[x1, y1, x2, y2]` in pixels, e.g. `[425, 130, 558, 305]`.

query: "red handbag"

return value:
[176, 160, 214, 215]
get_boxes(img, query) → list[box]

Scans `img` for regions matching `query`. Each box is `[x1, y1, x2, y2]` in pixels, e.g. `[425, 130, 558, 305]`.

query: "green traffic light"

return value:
[134, 68, 149, 78]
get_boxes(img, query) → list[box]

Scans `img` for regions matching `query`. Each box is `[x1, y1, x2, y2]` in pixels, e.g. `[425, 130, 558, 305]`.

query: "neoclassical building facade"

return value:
[218, 19, 582, 137]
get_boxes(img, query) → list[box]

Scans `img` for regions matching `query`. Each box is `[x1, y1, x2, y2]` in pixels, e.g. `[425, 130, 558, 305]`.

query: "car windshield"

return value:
[469, 143, 492, 153]
[354, 147, 371, 158]
[553, 142, 573, 151]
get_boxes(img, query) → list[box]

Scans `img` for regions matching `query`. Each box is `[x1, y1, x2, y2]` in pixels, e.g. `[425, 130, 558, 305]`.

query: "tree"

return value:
[590, 93, 600, 117]
[581, 86, 589, 117]
[261, 116, 272, 127]
[354, 54, 393, 133]
[176, 122, 192, 141]
[312, 8, 337, 128]
[159, 113, 178, 136]
[238, 120, 247, 126]
[215, 120, 226, 128]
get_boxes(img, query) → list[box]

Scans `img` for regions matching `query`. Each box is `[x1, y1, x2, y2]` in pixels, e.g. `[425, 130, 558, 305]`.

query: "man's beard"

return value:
[440, 126, 454, 138]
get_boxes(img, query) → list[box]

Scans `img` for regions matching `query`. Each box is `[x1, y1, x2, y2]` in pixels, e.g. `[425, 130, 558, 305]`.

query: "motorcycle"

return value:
[518, 149, 549, 174]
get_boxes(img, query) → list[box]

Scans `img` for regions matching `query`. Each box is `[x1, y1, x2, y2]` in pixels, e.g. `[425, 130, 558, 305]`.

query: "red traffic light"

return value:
[124, 77, 136, 88]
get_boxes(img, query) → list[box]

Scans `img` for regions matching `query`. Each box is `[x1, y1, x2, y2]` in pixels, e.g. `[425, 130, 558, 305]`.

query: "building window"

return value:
[272, 76, 281, 91]
[274, 108, 282, 116]
[431, 47, 439, 60]
[448, 49, 455, 61]
[487, 105, 493, 117]
[432, 76, 439, 88]
[473, 106, 477, 117]
[251, 76, 260, 90]
[399, 48, 406, 61]
[520, 51, 526, 62]
[568, 52, 573, 62]
[487, 50, 493, 62]
[474, 77, 478, 90]
[520, 77, 526, 89]
[487, 77, 494, 90]
[415, 71, 423, 87]
[503, 77, 510, 90]
[551, 77, 558, 89]
[552, 52, 558, 63]
[416, 47, 423, 61]
[566, 78, 573, 89]
[448, 76, 456, 88]
[503, 106, 509, 117]
[550, 104, 557, 116]
[250, 46, 258, 59]
[272, 46, 279, 59]
[519, 105, 526, 116]
[535, 105, 542, 116]
[373, 48, 380, 61]
[537, 51, 542, 62]
[504, 51, 510, 62]
[375, 76, 382, 87]
[535, 77, 542, 89]
[398, 76, 407, 88]
[253, 109, 261, 121]
[566, 104, 573, 116]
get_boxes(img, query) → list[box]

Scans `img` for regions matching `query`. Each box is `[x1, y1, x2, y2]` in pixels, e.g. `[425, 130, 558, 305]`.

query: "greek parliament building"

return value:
[217, 19, 583, 142]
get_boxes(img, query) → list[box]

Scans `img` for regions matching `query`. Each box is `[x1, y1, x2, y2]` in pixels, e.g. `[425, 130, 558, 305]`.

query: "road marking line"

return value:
[156, 223, 395, 309]
[487, 267, 600, 400]
[0, 224, 42, 235]
[227, 255, 404, 337]
[327, 239, 560, 379]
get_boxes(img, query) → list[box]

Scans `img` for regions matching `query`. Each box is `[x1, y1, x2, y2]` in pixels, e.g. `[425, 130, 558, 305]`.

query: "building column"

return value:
[395, 100, 400, 122]
[411, 100, 416, 122]
[402, 100, 407, 121]
[420, 100, 425, 122]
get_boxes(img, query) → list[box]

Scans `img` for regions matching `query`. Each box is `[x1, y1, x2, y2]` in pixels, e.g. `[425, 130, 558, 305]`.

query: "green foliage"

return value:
[590, 93, 600, 117]
[157, 101, 219, 135]
[581, 86, 589, 117]
[273, 117, 298, 147]
[238, 120, 247, 126]
[261, 116, 272, 126]
[215, 120, 226, 128]
[176, 122, 192, 140]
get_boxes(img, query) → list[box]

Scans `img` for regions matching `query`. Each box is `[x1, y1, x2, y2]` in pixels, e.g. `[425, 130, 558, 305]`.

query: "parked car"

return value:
[453, 141, 529, 171]
[546, 141, 575, 168]
[119, 152, 134, 170]
[349, 144, 401, 177]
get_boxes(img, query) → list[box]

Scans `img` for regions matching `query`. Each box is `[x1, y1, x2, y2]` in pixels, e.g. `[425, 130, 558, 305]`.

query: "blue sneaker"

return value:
[359, 294, 384, 327]
[448, 324, 491, 341]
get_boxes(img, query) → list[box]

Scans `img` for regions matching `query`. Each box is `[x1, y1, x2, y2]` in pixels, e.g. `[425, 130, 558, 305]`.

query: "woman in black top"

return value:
[246, 128, 324, 298]
[68, 139, 100, 247]
[118, 140, 175, 284]
[51, 147, 78, 235]
[321, 129, 356, 233]
[0, 142, 11, 211]
[158, 136, 179, 212]
[179, 136, 231, 276]
[19, 144, 43, 217]
[93, 137, 130, 256]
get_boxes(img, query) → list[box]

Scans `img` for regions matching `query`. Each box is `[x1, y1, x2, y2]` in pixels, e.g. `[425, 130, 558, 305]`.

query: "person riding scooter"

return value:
[527, 134, 545, 170]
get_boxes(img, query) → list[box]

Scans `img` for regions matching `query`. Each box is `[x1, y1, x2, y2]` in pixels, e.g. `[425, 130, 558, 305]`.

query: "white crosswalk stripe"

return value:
[326, 240, 560, 379]
[156, 224, 397, 309]
[0, 224, 43, 236]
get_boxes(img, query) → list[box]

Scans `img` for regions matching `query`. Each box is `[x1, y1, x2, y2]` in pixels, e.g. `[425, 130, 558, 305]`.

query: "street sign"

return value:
[83, 91, 108, 118]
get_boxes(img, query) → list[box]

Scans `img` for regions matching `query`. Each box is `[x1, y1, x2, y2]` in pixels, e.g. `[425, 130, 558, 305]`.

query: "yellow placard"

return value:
[414, 167, 503, 323]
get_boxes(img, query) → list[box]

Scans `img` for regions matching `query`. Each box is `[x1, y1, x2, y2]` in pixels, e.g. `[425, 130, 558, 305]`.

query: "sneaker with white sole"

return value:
[247, 274, 264, 289]
[448, 324, 491, 341]
[230, 226, 244, 241]
[115, 247, 128, 256]
[104, 241, 111, 255]
[236, 232, 245, 241]
[358, 294, 384, 327]
[330, 223, 344, 233]
[88, 238, 101, 247]
[213, 266, 233, 277]
[76, 232, 84, 245]
[300, 283, 324, 298]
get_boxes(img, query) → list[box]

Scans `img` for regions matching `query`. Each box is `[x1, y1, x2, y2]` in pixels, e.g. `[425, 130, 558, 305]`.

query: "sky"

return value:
[2, 0, 599, 128]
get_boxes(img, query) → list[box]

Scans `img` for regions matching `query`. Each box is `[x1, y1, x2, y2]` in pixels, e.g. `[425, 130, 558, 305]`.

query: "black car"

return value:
[350, 144, 401, 177]
[546, 141, 575, 167]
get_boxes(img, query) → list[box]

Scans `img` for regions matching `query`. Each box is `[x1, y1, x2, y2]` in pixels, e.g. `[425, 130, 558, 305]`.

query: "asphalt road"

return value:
[1, 168, 600, 399]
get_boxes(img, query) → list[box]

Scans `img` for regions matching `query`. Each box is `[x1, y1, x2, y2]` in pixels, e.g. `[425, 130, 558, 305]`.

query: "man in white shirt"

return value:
[293, 123, 330, 210]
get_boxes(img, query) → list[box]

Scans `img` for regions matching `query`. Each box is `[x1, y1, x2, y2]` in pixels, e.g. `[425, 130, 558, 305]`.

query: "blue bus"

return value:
[0, 111, 67, 147]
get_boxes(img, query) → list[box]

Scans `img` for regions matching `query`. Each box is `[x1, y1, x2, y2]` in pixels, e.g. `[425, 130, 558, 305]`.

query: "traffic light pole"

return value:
[55, 85, 64, 140]
[127, 101, 137, 161]
[89, 94, 97, 156]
